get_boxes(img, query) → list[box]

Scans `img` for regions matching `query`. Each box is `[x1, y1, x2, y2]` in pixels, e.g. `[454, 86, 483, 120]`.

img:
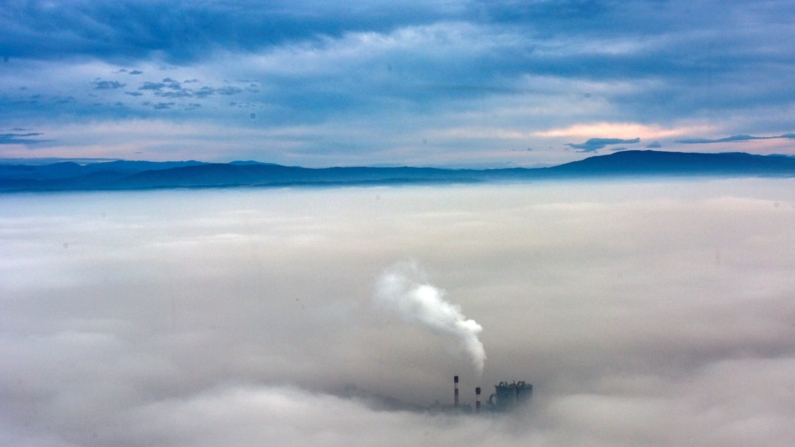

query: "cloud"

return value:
[676, 134, 795, 144]
[194, 87, 214, 98]
[0, 0, 468, 62]
[139, 82, 166, 91]
[132, 79, 243, 100]
[53, 96, 76, 104]
[0, 132, 46, 144]
[161, 78, 182, 89]
[567, 137, 640, 152]
[1, 1, 795, 164]
[216, 86, 243, 96]
[158, 90, 193, 98]
[92, 79, 125, 90]
[646, 141, 662, 148]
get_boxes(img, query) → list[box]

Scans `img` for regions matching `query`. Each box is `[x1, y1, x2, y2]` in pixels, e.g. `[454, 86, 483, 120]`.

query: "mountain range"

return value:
[2, 150, 795, 192]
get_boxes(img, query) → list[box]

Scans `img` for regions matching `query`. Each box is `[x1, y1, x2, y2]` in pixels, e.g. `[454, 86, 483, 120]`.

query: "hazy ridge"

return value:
[3, 150, 795, 192]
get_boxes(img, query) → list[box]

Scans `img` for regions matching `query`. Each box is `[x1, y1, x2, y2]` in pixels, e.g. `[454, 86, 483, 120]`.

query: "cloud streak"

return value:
[567, 137, 640, 152]
[677, 134, 795, 144]
[0, 132, 47, 145]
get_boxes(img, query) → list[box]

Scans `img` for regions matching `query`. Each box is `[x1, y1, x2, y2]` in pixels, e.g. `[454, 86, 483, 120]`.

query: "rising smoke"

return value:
[374, 261, 486, 375]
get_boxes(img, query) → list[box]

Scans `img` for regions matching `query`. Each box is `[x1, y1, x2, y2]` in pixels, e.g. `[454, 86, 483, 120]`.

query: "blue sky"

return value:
[1, 0, 794, 167]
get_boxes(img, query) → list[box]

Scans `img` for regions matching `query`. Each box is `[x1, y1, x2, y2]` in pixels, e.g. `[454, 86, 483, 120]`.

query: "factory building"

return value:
[488, 381, 532, 413]
[447, 376, 532, 414]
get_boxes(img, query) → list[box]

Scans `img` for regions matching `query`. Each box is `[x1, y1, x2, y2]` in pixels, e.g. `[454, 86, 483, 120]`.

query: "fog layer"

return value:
[2, 179, 795, 446]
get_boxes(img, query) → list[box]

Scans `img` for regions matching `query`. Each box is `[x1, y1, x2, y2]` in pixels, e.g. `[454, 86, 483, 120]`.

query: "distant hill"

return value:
[2, 151, 795, 192]
[545, 151, 795, 176]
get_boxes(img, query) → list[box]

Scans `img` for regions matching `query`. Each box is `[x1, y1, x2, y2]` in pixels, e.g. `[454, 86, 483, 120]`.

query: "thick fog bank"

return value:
[2, 179, 795, 446]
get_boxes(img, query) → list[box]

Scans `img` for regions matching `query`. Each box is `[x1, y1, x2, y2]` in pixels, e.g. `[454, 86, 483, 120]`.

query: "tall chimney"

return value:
[475, 387, 481, 413]
[454, 376, 459, 408]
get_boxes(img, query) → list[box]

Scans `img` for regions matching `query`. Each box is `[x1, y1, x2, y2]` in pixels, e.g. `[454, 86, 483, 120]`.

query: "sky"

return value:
[1, 0, 795, 167]
[2, 181, 795, 446]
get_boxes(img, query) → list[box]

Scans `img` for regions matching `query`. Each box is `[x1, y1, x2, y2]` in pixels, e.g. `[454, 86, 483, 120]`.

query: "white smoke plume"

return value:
[374, 261, 486, 375]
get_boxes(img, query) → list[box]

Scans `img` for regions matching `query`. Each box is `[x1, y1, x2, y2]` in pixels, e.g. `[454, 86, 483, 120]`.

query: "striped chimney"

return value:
[454, 376, 459, 408]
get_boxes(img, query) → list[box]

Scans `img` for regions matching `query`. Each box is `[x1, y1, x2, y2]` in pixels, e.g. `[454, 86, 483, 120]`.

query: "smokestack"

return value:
[475, 387, 481, 413]
[454, 376, 459, 408]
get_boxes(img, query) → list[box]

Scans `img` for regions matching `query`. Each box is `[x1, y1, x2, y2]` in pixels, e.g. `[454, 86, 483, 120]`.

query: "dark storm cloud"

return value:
[567, 137, 640, 152]
[677, 134, 795, 144]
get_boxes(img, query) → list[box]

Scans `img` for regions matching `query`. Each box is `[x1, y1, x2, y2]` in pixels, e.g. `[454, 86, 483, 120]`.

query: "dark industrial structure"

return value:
[454, 375, 459, 408]
[448, 377, 532, 414]
[487, 381, 533, 413]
